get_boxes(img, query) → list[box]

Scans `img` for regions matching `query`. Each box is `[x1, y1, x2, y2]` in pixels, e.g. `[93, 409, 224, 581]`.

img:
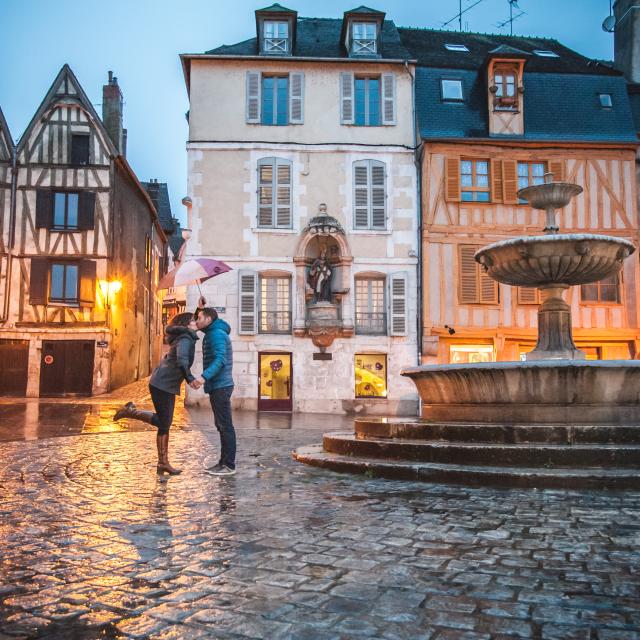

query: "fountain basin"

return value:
[475, 234, 635, 287]
[401, 360, 640, 425]
[518, 181, 583, 210]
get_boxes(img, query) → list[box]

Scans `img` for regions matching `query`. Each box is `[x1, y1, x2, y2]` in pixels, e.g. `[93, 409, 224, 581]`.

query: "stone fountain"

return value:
[294, 175, 640, 488]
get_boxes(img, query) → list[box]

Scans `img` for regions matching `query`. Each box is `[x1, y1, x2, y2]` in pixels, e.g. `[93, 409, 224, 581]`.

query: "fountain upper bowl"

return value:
[518, 182, 583, 210]
[475, 233, 635, 287]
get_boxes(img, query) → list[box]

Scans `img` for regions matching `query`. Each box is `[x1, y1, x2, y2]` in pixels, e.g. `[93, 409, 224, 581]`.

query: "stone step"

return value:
[292, 444, 640, 489]
[355, 418, 640, 444]
[323, 431, 640, 468]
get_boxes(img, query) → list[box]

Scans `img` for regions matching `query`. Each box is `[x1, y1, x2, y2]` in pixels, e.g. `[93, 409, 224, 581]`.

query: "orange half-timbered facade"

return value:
[0, 65, 166, 397]
[397, 29, 640, 365]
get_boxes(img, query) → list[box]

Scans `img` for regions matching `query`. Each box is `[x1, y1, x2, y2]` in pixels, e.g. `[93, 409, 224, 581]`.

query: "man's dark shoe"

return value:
[206, 464, 236, 476]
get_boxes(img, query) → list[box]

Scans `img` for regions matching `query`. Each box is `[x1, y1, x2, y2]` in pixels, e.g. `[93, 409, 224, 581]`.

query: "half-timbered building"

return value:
[0, 65, 166, 397]
[398, 29, 640, 364]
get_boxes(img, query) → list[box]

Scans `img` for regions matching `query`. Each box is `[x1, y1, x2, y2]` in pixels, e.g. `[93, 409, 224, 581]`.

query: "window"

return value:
[145, 235, 152, 272]
[441, 79, 463, 101]
[259, 276, 291, 333]
[262, 76, 289, 125]
[258, 158, 292, 228]
[460, 159, 490, 202]
[352, 22, 377, 55]
[517, 286, 541, 305]
[599, 93, 613, 108]
[50, 263, 79, 304]
[533, 49, 559, 57]
[70, 134, 90, 165]
[355, 277, 386, 334]
[458, 245, 499, 304]
[353, 160, 386, 229]
[354, 77, 381, 126]
[263, 21, 289, 54]
[517, 162, 545, 203]
[450, 345, 494, 364]
[580, 274, 621, 304]
[53, 192, 79, 229]
[493, 65, 518, 110]
[444, 43, 469, 52]
[355, 354, 387, 398]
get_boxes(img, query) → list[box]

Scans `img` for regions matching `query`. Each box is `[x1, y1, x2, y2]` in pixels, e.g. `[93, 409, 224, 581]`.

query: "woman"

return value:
[113, 312, 199, 475]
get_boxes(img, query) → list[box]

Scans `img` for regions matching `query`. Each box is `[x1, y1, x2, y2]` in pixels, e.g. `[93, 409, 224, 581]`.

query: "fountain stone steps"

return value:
[354, 418, 640, 444]
[293, 444, 640, 489]
[323, 431, 640, 468]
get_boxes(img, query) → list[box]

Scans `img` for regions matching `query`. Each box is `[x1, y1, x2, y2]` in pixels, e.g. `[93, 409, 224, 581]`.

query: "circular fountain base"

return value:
[293, 361, 640, 489]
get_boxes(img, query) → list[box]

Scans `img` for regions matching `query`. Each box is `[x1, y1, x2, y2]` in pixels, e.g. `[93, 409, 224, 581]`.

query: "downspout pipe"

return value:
[1, 142, 17, 322]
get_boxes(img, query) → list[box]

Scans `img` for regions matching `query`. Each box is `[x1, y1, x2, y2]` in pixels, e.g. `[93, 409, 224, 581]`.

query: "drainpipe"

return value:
[1, 142, 17, 322]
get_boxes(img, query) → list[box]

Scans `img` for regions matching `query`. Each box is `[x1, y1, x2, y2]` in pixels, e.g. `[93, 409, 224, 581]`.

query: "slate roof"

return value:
[206, 17, 411, 60]
[142, 181, 175, 234]
[0, 106, 13, 162]
[257, 3, 296, 12]
[629, 84, 640, 132]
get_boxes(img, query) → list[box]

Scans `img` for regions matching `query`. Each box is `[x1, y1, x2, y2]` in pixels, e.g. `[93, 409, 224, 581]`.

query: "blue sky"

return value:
[2, 0, 615, 225]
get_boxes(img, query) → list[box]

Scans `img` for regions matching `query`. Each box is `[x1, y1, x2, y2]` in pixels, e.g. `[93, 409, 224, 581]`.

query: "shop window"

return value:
[450, 345, 494, 364]
[580, 274, 621, 304]
[354, 354, 387, 398]
[460, 159, 490, 202]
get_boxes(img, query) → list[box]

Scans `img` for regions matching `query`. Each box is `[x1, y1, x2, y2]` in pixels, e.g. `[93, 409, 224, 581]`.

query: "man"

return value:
[193, 307, 236, 476]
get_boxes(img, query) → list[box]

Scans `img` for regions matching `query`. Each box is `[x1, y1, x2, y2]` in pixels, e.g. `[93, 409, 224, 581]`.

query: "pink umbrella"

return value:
[158, 258, 232, 295]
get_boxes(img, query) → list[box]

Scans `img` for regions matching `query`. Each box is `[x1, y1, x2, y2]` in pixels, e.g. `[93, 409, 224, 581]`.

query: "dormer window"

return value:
[533, 49, 559, 58]
[352, 22, 377, 55]
[264, 21, 289, 54]
[445, 44, 469, 52]
[492, 64, 519, 111]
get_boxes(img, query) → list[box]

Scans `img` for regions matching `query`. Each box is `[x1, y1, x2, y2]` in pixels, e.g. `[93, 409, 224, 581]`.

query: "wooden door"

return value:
[40, 340, 95, 397]
[258, 352, 292, 412]
[0, 340, 29, 396]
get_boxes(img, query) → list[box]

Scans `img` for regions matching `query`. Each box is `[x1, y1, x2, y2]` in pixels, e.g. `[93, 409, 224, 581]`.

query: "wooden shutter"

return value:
[289, 72, 304, 124]
[77, 192, 96, 230]
[548, 159, 565, 182]
[353, 161, 370, 228]
[490, 159, 503, 204]
[258, 159, 274, 227]
[370, 161, 386, 229]
[479, 269, 498, 304]
[388, 272, 408, 336]
[518, 287, 539, 305]
[381, 73, 396, 125]
[246, 71, 261, 123]
[275, 160, 292, 227]
[79, 260, 96, 306]
[29, 258, 49, 305]
[445, 158, 460, 203]
[340, 73, 354, 125]
[502, 160, 518, 204]
[35, 189, 54, 229]
[238, 270, 257, 335]
[458, 245, 479, 304]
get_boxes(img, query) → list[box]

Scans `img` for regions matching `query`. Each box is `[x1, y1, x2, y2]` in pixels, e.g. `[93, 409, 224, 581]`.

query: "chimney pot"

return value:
[108, 70, 113, 83]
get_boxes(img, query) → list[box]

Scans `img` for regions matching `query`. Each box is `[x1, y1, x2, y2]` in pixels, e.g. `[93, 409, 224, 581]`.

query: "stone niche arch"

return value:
[293, 204, 354, 342]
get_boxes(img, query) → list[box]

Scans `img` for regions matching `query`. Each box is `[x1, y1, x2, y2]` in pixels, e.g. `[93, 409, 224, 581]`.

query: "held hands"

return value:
[189, 377, 206, 390]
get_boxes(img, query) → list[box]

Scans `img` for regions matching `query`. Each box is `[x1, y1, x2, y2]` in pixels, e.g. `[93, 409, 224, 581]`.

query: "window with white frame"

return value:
[353, 160, 386, 229]
[355, 277, 386, 334]
[517, 162, 545, 203]
[259, 275, 291, 333]
[352, 22, 377, 55]
[263, 21, 289, 54]
[258, 158, 292, 228]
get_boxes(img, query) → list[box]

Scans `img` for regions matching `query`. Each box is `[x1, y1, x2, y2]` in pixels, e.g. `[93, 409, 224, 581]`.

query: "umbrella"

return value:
[158, 258, 232, 295]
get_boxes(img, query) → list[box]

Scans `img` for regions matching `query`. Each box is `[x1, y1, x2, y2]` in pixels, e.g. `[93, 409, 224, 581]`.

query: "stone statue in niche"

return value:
[307, 246, 332, 302]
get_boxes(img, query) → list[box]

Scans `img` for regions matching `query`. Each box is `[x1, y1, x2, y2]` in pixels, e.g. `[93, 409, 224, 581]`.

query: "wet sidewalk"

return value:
[0, 396, 639, 639]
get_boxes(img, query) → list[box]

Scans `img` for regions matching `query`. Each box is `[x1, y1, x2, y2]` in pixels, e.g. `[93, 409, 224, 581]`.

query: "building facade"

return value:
[0, 66, 166, 397]
[181, 5, 420, 414]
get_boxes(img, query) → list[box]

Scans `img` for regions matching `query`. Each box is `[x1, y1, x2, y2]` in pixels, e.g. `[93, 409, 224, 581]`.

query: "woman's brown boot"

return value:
[156, 434, 182, 475]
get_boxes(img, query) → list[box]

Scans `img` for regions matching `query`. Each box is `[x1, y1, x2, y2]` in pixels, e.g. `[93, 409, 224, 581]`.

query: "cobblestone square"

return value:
[1, 394, 640, 639]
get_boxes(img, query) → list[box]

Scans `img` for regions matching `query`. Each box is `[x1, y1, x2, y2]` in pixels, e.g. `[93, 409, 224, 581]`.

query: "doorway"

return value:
[40, 340, 95, 397]
[258, 352, 292, 412]
[0, 340, 29, 396]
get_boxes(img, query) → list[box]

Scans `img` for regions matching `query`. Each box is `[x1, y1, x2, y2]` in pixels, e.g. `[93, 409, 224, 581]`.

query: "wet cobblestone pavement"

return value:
[1, 406, 640, 639]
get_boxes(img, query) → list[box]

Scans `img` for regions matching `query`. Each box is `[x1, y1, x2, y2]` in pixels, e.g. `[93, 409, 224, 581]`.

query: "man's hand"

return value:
[198, 295, 207, 308]
[189, 378, 203, 390]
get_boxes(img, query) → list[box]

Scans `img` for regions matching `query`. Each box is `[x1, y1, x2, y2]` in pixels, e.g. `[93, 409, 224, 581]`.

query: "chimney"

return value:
[102, 70, 125, 155]
[614, 1, 640, 82]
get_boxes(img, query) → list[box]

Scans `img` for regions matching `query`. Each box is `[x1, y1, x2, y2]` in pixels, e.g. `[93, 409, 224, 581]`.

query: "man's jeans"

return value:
[209, 386, 236, 469]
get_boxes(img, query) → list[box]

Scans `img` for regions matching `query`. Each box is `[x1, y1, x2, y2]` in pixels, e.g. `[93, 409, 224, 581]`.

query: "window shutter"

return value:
[289, 72, 304, 124]
[388, 272, 408, 336]
[238, 270, 257, 335]
[258, 159, 274, 227]
[479, 269, 499, 304]
[79, 260, 96, 306]
[502, 160, 518, 204]
[35, 189, 54, 229]
[275, 160, 292, 227]
[29, 258, 49, 305]
[353, 161, 370, 228]
[445, 158, 461, 203]
[246, 71, 261, 123]
[548, 159, 565, 182]
[490, 159, 503, 204]
[381, 73, 396, 125]
[340, 73, 354, 124]
[518, 287, 539, 305]
[370, 162, 386, 229]
[458, 245, 479, 304]
[77, 192, 96, 230]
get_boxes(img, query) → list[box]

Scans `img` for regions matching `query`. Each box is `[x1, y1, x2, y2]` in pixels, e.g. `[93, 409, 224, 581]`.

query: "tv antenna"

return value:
[442, 0, 486, 32]
[495, 0, 526, 36]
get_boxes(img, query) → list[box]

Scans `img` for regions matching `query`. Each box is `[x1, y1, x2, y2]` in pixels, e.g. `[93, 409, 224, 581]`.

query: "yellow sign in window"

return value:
[355, 354, 387, 398]
[259, 353, 291, 400]
[450, 345, 494, 364]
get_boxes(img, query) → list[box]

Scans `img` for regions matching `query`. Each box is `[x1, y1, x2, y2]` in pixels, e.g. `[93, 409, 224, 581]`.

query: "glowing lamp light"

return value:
[99, 280, 122, 308]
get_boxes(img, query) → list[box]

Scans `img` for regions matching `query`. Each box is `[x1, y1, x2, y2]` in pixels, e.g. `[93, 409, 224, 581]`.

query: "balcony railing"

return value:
[355, 311, 386, 335]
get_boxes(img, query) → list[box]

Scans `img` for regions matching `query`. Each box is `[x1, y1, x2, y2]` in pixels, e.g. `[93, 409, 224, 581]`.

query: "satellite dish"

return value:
[602, 15, 616, 32]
